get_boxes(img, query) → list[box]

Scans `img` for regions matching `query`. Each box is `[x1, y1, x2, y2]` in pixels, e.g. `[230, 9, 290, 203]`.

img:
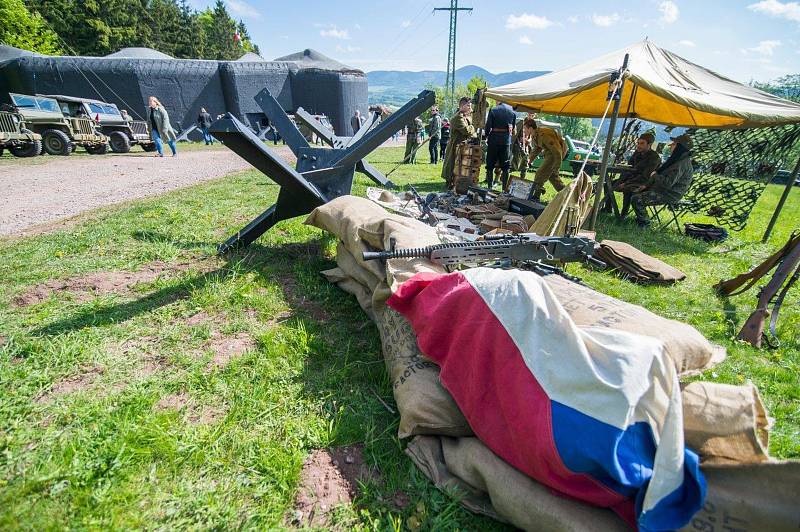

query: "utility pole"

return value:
[434, 0, 472, 114]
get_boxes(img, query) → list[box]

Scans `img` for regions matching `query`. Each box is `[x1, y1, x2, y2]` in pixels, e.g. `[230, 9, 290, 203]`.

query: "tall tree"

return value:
[0, 0, 62, 54]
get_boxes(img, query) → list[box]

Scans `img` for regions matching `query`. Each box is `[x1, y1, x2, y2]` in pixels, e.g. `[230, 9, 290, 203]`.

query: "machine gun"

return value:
[362, 233, 603, 270]
[717, 231, 800, 348]
[408, 185, 437, 226]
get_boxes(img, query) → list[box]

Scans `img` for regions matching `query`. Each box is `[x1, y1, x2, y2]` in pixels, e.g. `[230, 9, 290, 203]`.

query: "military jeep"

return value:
[41, 94, 155, 153]
[9, 93, 108, 155]
[0, 108, 42, 158]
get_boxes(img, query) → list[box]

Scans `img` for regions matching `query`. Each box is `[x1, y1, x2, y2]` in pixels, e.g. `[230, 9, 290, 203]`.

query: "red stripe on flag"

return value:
[389, 272, 634, 520]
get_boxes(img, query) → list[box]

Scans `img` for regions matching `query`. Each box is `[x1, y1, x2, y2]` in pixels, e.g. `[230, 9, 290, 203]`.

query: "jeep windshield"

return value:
[10, 94, 61, 113]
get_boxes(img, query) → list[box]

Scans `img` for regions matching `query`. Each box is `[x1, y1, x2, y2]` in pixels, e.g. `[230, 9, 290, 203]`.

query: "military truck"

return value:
[8, 93, 108, 155]
[0, 108, 42, 158]
[42, 94, 155, 153]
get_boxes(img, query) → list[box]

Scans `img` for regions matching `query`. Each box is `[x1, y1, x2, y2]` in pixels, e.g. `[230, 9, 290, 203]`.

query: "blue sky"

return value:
[191, 0, 800, 82]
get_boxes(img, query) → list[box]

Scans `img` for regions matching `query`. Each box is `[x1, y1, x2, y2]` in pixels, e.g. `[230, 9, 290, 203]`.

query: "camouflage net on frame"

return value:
[676, 124, 800, 231]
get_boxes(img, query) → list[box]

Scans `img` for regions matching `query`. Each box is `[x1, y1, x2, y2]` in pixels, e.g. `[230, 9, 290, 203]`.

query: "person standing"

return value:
[404, 117, 423, 164]
[441, 97, 476, 188]
[148, 96, 177, 157]
[529, 121, 567, 200]
[427, 107, 442, 164]
[440, 119, 450, 160]
[197, 107, 214, 145]
[630, 134, 694, 227]
[350, 109, 364, 134]
[484, 101, 517, 191]
[511, 117, 534, 181]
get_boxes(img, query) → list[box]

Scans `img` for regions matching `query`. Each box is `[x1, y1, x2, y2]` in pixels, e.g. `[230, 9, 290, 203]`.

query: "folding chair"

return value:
[649, 202, 683, 232]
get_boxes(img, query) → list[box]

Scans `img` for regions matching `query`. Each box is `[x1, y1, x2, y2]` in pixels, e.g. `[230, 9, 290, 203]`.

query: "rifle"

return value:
[408, 185, 437, 226]
[730, 233, 800, 348]
[362, 233, 604, 270]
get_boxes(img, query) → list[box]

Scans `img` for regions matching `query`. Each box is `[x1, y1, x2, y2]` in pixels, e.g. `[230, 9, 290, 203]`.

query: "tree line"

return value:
[0, 0, 259, 60]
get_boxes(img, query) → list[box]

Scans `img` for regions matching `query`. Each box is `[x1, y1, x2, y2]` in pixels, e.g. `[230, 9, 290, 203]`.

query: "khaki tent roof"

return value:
[485, 40, 800, 129]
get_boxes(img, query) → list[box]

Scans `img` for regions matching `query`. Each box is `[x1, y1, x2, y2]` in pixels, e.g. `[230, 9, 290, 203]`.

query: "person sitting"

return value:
[630, 134, 694, 227]
[612, 131, 662, 217]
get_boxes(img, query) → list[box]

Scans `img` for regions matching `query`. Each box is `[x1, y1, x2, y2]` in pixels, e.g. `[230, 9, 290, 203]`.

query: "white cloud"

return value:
[747, 0, 800, 23]
[354, 23, 362, 30]
[336, 44, 362, 53]
[226, 0, 261, 19]
[658, 1, 679, 24]
[744, 40, 782, 55]
[519, 36, 533, 45]
[505, 13, 555, 30]
[401, 20, 411, 28]
[591, 13, 620, 27]
[320, 26, 350, 39]
[567, 15, 579, 23]
[678, 39, 696, 47]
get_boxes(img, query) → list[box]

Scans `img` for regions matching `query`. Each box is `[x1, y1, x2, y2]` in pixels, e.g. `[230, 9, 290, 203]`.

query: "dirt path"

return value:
[0, 147, 292, 237]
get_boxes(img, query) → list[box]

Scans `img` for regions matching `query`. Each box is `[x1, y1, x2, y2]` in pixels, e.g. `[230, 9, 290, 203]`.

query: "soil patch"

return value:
[155, 392, 227, 425]
[13, 258, 219, 307]
[205, 331, 256, 372]
[37, 365, 104, 403]
[291, 444, 380, 528]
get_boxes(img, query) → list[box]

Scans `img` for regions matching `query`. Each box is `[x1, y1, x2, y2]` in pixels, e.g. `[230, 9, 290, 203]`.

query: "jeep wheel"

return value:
[109, 131, 131, 153]
[141, 142, 157, 152]
[86, 143, 110, 155]
[43, 129, 73, 156]
[10, 130, 43, 158]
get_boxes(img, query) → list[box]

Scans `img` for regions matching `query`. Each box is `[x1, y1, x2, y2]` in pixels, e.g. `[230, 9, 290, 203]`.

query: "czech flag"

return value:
[387, 268, 705, 531]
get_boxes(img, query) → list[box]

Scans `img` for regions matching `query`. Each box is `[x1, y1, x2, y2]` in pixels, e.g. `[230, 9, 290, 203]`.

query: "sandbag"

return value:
[374, 306, 471, 438]
[406, 436, 628, 532]
[682, 381, 770, 464]
[321, 267, 375, 320]
[678, 461, 800, 532]
[542, 274, 725, 376]
[596, 240, 686, 284]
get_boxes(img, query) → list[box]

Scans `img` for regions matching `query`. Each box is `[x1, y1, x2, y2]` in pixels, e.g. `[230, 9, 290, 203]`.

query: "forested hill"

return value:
[2, 0, 259, 60]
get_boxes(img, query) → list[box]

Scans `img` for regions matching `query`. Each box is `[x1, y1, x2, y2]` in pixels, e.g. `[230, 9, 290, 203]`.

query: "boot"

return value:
[501, 169, 510, 192]
[531, 186, 546, 203]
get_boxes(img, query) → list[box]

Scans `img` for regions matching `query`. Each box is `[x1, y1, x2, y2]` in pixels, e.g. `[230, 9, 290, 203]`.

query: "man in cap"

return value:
[404, 116, 424, 164]
[529, 120, 568, 201]
[612, 131, 662, 216]
[427, 107, 442, 164]
[630, 133, 694, 227]
[484, 100, 517, 190]
[442, 97, 477, 188]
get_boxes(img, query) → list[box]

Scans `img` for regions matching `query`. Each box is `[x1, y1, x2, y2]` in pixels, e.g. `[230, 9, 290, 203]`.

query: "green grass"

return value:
[0, 145, 798, 529]
[0, 141, 225, 167]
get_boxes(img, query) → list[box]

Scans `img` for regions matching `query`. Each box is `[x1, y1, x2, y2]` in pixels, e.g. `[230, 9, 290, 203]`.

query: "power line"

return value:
[377, 0, 435, 58]
[434, 0, 472, 113]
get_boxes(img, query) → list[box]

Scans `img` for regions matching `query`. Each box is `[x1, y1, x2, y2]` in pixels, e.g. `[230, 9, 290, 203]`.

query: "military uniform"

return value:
[614, 148, 662, 216]
[441, 111, 476, 187]
[530, 126, 567, 196]
[428, 112, 442, 164]
[404, 118, 423, 164]
[484, 102, 516, 190]
[511, 119, 530, 180]
[632, 151, 694, 224]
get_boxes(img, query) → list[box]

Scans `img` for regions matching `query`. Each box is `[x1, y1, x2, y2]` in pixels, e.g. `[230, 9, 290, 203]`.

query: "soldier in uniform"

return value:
[440, 119, 450, 160]
[404, 117, 423, 164]
[441, 97, 476, 188]
[631, 134, 694, 227]
[612, 131, 662, 216]
[529, 120, 568, 200]
[511, 117, 535, 180]
[427, 107, 442, 164]
[484, 101, 517, 191]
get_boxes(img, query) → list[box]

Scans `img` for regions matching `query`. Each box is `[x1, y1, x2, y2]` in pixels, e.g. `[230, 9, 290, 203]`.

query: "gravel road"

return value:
[0, 147, 292, 237]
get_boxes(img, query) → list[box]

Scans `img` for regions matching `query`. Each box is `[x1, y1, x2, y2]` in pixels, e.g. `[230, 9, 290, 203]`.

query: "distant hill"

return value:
[367, 64, 548, 107]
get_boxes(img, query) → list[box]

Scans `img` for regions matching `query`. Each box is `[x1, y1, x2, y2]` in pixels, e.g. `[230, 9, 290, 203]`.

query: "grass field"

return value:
[0, 145, 798, 529]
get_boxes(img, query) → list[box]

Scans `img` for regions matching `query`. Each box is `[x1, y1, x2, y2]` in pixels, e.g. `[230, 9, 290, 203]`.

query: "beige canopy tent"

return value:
[486, 39, 800, 237]
[485, 39, 800, 129]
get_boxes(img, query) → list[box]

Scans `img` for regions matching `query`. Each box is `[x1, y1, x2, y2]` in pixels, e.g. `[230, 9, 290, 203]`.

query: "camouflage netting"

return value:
[681, 124, 800, 231]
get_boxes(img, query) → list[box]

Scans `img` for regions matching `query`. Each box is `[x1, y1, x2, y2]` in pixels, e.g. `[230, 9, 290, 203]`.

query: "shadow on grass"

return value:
[132, 230, 217, 250]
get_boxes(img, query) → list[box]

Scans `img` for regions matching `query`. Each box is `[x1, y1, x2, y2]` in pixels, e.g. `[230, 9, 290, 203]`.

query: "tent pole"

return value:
[762, 154, 800, 242]
[590, 54, 630, 231]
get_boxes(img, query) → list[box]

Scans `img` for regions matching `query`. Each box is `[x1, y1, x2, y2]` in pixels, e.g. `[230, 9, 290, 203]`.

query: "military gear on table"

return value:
[530, 127, 567, 196]
[441, 111, 476, 187]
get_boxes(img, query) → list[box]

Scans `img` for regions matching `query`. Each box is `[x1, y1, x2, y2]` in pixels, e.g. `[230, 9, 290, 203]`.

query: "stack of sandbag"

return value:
[305, 196, 798, 532]
[596, 239, 686, 284]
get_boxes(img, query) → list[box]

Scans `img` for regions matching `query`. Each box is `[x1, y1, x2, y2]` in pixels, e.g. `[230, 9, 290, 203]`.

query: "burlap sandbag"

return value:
[678, 461, 800, 532]
[682, 381, 771, 464]
[374, 305, 471, 438]
[542, 273, 725, 376]
[406, 436, 628, 532]
[321, 266, 375, 321]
